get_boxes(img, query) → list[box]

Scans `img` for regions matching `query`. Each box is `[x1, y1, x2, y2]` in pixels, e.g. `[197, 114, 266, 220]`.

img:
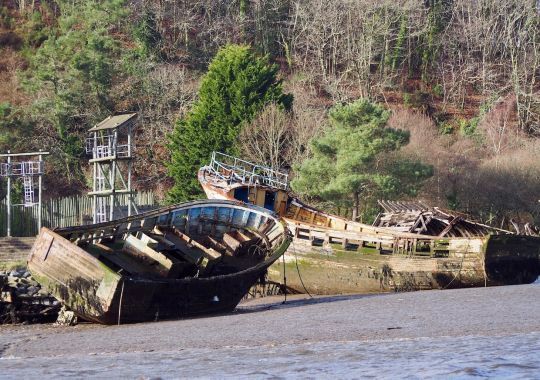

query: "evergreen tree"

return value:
[133, 9, 161, 59]
[0, 102, 31, 151]
[167, 44, 292, 202]
[292, 99, 431, 221]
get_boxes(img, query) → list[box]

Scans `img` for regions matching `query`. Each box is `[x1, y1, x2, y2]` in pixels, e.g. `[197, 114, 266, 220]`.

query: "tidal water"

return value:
[1, 281, 539, 379]
[1, 332, 539, 379]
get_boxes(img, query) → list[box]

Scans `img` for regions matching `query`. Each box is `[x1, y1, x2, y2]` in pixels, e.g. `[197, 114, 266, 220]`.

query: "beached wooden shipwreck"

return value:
[28, 200, 291, 324]
[199, 152, 540, 294]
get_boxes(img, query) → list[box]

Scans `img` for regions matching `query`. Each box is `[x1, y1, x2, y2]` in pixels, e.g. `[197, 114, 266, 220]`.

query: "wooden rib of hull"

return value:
[28, 200, 292, 324]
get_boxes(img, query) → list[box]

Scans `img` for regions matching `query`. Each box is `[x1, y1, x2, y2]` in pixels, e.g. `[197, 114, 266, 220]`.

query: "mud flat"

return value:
[1, 282, 539, 378]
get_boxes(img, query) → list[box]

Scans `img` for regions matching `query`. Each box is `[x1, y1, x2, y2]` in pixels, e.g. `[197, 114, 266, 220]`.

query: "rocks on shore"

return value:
[0, 268, 61, 324]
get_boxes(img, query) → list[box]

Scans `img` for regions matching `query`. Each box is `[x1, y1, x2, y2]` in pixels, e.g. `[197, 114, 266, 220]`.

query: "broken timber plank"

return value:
[438, 216, 462, 237]
[158, 226, 221, 261]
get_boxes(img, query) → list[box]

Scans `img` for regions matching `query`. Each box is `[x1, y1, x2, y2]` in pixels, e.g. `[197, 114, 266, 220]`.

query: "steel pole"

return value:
[38, 150, 42, 233]
[6, 151, 10, 237]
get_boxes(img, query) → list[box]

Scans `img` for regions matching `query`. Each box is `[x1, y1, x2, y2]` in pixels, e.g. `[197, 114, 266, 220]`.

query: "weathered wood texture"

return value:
[374, 200, 508, 237]
[28, 200, 292, 324]
[269, 233, 540, 295]
[0, 237, 36, 264]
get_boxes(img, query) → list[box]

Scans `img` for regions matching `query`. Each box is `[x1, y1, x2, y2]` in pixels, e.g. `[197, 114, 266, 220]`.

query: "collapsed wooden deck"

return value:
[373, 200, 511, 237]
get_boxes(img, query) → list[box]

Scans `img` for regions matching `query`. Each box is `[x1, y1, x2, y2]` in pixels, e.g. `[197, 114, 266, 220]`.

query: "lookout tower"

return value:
[87, 113, 138, 223]
[0, 150, 49, 236]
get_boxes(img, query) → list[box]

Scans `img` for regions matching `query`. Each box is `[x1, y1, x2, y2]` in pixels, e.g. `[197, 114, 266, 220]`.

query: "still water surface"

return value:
[1, 331, 539, 379]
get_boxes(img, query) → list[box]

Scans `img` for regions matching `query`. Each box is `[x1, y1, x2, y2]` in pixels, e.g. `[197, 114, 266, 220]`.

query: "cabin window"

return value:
[234, 187, 250, 203]
[264, 191, 276, 211]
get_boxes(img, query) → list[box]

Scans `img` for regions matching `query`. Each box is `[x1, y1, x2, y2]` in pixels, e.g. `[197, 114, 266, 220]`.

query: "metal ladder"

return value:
[23, 176, 34, 206]
[96, 166, 108, 222]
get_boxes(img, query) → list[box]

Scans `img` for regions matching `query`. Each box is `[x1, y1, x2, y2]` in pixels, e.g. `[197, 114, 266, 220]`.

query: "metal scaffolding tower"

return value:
[0, 150, 49, 236]
[87, 113, 138, 223]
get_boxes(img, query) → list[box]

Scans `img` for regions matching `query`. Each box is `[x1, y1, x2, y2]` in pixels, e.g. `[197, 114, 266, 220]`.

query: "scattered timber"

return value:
[27, 200, 291, 324]
[198, 152, 540, 295]
[373, 200, 510, 237]
[509, 218, 540, 237]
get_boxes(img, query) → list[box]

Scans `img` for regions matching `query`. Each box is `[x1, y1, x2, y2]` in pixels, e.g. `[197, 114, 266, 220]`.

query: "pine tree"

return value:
[292, 99, 431, 221]
[167, 44, 292, 202]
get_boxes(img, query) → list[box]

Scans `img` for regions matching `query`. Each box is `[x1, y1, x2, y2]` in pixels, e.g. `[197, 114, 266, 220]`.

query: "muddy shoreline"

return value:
[1, 283, 538, 359]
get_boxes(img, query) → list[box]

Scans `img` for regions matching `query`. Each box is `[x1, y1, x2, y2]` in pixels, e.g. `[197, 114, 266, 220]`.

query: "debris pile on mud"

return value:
[0, 268, 61, 324]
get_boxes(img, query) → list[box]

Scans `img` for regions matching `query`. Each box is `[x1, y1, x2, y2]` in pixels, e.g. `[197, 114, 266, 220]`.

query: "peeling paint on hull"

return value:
[28, 200, 292, 324]
[268, 234, 540, 295]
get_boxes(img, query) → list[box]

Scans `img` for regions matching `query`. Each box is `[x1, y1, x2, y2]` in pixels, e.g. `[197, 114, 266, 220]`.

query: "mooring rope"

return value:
[291, 241, 313, 298]
[281, 252, 287, 304]
[117, 279, 125, 325]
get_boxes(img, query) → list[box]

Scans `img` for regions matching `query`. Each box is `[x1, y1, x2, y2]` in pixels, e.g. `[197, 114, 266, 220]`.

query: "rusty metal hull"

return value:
[28, 200, 291, 324]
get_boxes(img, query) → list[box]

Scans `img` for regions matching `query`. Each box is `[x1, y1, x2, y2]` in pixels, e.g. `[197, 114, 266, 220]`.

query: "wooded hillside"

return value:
[0, 0, 539, 227]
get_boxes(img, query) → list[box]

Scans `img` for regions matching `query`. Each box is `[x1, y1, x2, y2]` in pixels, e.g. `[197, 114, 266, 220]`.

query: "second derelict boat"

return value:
[198, 152, 540, 294]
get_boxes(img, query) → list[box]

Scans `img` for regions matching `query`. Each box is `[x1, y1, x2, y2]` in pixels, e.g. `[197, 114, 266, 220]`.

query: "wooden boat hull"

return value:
[268, 234, 540, 295]
[198, 163, 540, 294]
[28, 200, 292, 324]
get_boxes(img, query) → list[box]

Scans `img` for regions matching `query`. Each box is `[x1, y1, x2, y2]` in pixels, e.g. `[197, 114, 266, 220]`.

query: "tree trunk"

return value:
[352, 191, 359, 221]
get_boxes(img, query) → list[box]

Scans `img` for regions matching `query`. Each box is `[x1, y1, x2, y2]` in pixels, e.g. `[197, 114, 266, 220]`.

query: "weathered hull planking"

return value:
[28, 200, 292, 324]
[198, 153, 540, 295]
[269, 234, 540, 295]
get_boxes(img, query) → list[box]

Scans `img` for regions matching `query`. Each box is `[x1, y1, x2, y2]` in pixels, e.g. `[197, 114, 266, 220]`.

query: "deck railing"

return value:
[0, 161, 44, 176]
[86, 136, 131, 159]
[207, 152, 289, 190]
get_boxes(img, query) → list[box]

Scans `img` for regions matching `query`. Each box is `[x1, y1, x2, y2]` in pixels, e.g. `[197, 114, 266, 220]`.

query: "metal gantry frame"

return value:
[0, 150, 49, 236]
[87, 113, 138, 224]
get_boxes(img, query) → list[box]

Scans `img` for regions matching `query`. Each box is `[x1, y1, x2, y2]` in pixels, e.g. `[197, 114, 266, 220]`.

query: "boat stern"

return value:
[27, 228, 122, 323]
[483, 234, 540, 285]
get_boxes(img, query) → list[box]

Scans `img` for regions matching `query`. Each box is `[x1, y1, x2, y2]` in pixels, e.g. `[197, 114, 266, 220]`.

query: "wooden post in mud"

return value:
[352, 191, 359, 221]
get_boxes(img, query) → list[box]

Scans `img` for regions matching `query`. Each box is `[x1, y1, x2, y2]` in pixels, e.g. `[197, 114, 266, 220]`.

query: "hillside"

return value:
[0, 0, 539, 227]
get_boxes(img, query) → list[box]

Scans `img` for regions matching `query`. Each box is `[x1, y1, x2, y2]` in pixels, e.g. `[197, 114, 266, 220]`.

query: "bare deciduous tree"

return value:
[239, 104, 291, 171]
